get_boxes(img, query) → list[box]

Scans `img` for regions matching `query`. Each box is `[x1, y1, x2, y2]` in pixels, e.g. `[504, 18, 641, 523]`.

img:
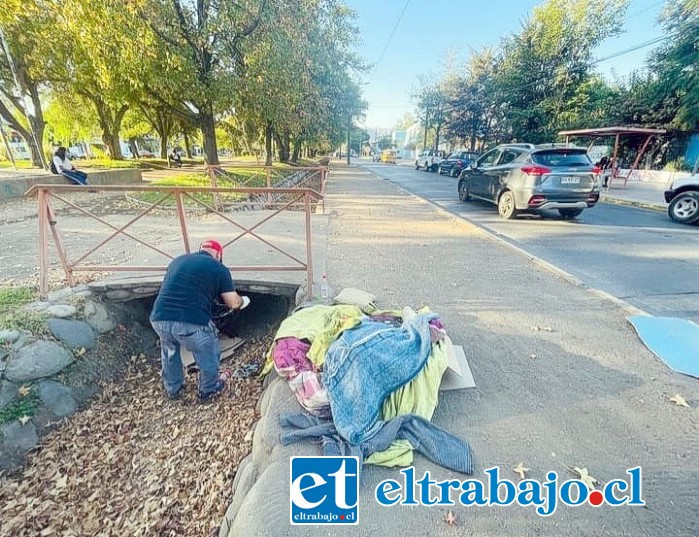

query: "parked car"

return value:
[665, 175, 699, 225]
[415, 149, 444, 172]
[139, 149, 156, 158]
[457, 143, 600, 219]
[380, 149, 397, 164]
[438, 150, 480, 177]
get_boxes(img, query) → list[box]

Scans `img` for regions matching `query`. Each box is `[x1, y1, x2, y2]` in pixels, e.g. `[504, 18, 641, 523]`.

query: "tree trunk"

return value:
[291, 138, 301, 163]
[274, 132, 289, 162]
[265, 122, 273, 166]
[199, 109, 219, 165]
[90, 97, 127, 159]
[0, 96, 44, 168]
[103, 132, 123, 160]
[183, 132, 192, 158]
[128, 139, 140, 158]
[159, 136, 168, 159]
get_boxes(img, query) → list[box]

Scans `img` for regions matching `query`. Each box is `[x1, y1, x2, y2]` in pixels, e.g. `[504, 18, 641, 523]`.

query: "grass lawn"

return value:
[0, 286, 46, 335]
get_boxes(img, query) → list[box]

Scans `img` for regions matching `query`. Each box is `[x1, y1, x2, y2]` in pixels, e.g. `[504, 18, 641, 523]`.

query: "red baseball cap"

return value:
[200, 239, 223, 255]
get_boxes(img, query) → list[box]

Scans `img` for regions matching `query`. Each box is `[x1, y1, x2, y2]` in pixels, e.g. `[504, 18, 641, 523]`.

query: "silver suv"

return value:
[457, 143, 600, 219]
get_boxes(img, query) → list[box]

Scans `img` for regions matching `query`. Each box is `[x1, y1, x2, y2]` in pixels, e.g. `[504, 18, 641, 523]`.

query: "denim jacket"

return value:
[324, 313, 438, 445]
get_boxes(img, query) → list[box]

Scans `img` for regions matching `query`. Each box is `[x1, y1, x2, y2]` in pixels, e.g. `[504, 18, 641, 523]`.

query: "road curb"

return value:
[600, 196, 666, 213]
[369, 167, 652, 318]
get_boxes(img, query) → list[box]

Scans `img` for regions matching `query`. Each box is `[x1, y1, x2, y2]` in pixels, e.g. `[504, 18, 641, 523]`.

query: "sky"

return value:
[345, 0, 667, 129]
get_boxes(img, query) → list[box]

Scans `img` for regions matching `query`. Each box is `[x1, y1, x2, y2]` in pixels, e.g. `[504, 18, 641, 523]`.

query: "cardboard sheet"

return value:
[181, 336, 245, 368]
[439, 336, 476, 390]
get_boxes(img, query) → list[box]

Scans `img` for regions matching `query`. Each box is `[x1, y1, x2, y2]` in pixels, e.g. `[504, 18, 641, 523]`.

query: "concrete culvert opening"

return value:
[0, 283, 298, 536]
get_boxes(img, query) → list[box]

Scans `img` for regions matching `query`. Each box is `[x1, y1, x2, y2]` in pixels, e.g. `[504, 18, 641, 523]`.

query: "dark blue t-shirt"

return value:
[150, 251, 235, 326]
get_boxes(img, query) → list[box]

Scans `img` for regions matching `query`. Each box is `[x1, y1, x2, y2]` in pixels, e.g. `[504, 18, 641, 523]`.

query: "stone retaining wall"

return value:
[1, 169, 143, 200]
[0, 285, 119, 473]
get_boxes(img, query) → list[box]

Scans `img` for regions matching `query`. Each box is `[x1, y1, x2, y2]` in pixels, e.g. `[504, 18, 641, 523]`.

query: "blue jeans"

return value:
[150, 320, 221, 396]
[62, 170, 88, 185]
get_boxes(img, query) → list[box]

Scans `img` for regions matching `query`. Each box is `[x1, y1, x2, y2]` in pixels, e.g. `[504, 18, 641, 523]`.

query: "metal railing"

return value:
[26, 184, 323, 299]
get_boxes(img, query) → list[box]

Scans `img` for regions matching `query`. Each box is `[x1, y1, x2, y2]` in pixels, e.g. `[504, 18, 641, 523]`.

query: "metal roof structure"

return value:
[557, 126, 667, 189]
[558, 126, 667, 137]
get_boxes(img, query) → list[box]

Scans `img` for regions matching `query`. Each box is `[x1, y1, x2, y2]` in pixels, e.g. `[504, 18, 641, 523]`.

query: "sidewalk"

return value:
[221, 163, 699, 537]
[601, 177, 669, 211]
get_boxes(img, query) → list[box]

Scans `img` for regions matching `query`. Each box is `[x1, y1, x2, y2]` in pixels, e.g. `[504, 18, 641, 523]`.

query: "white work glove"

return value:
[240, 296, 251, 310]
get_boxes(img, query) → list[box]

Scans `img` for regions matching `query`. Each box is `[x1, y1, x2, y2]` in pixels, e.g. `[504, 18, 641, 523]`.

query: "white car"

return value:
[415, 149, 444, 172]
[665, 175, 699, 225]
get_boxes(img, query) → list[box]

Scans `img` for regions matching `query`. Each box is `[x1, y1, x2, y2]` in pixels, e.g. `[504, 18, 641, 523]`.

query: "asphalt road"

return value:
[359, 160, 699, 323]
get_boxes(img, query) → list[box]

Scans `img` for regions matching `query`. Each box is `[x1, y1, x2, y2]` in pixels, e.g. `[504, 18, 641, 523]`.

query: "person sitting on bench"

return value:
[169, 149, 182, 168]
[51, 146, 88, 185]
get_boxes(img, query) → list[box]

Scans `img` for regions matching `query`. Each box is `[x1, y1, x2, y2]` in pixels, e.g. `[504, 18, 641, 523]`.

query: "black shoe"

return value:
[198, 379, 226, 402]
[166, 387, 183, 400]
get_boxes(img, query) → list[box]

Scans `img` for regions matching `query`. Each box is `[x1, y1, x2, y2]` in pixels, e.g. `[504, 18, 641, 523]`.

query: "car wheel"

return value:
[458, 180, 471, 202]
[668, 192, 699, 224]
[498, 191, 517, 219]
[558, 208, 584, 219]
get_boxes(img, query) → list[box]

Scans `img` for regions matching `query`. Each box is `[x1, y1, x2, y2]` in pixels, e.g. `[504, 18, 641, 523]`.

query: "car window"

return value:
[477, 149, 501, 168]
[498, 149, 522, 165]
[532, 150, 591, 167]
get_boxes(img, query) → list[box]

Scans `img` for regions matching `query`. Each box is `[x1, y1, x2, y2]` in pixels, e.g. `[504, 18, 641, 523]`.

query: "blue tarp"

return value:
[628, 316, 699, 378]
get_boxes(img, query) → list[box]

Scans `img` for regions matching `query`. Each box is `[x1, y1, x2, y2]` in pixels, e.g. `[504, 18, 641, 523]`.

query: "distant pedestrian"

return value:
[595, 156, 611, 188]
[169, 149, 182, 168]
[51, 146, 88, 185]
[149, 239, 250, 401]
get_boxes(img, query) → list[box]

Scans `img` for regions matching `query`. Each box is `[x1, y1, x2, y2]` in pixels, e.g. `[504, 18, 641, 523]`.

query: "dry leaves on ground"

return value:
[513, 462, 529, 480]
[572, 466, 598, 491]
[669, 393, 690, 408]
[0, 343, 268, 537]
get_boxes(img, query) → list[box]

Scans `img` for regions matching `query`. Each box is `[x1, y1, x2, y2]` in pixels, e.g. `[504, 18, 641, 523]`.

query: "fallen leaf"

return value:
[572, 466, 598, 490]
[75, 347, 86, 357]
[18, 415, 31, 426]
[513, 462, 529, 480]
[450, 282, 458, 287]
[445, 510, 456, 526]
[529, 353, 537, 359]
[669, 394, 690, 408]
[18, 385, 31, 397]
[244, 430, 253, 442]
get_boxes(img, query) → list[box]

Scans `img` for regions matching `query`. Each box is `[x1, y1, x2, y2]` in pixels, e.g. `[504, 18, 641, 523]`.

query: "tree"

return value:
[0, 1, 51, 167]
[494, 0, 629, 142]
[43, 0, 155, 159]
[43, 92, 101, 149]
[415, 81, 449, 150]
[443, 48, 500, 151]
[649, 0, 699, 130]
[134, 0, 267, 166]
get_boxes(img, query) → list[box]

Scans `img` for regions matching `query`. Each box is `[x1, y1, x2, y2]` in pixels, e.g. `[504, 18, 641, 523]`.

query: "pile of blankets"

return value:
[263, 290, 473, 474]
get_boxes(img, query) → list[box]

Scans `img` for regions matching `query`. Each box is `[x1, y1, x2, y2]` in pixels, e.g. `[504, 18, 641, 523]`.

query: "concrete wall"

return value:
[0, 169, 143, 200]
[621, 169, 693, 184]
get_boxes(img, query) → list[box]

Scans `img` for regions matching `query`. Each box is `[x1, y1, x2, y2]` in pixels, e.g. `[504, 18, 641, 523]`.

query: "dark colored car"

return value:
[457, 143, 600, 219]
[438, 151, 480, 177]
